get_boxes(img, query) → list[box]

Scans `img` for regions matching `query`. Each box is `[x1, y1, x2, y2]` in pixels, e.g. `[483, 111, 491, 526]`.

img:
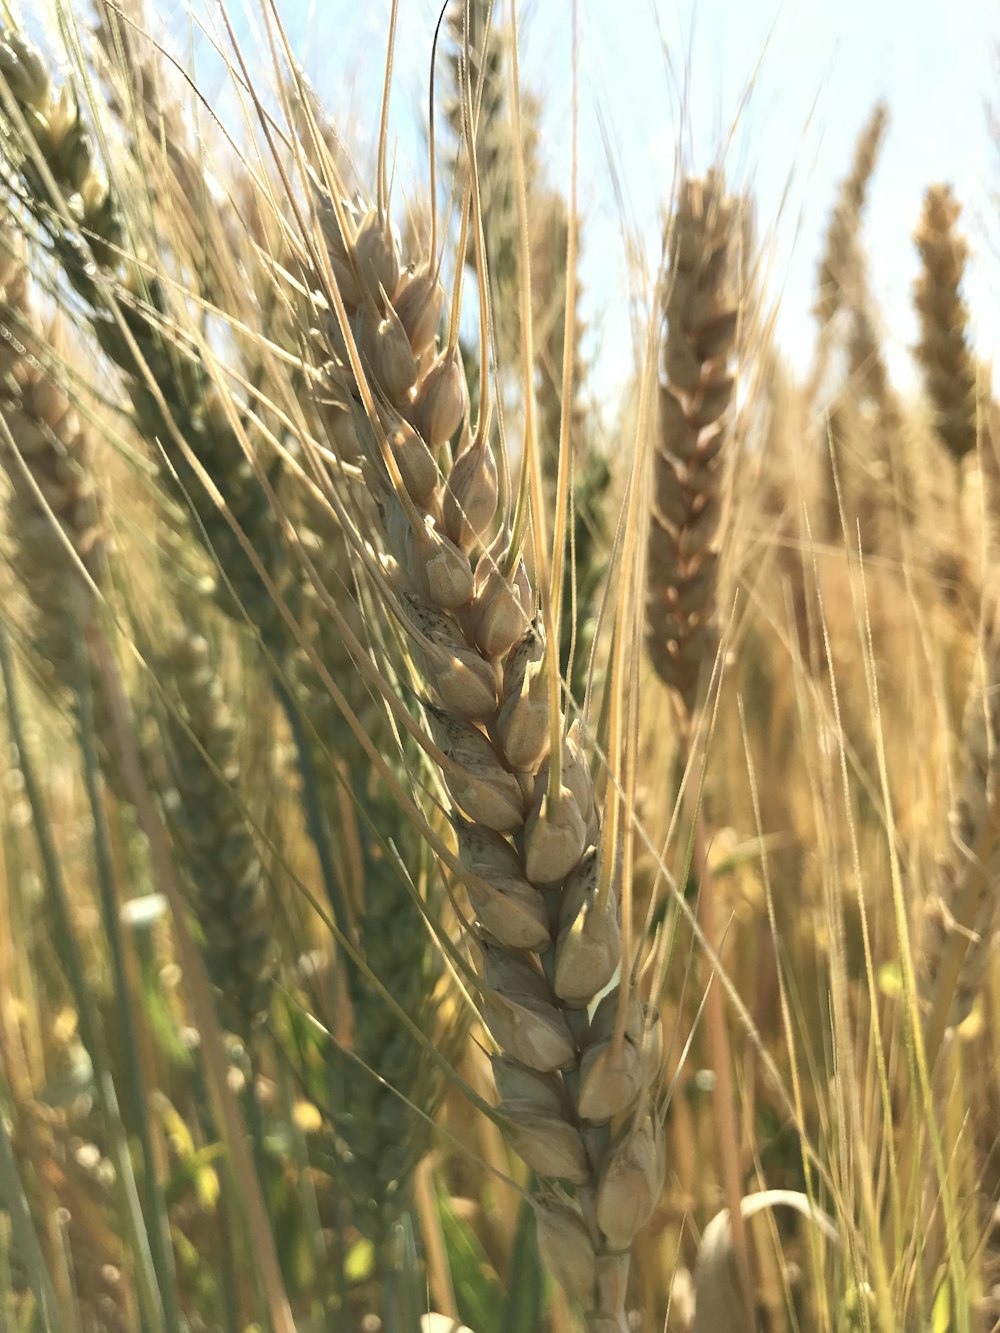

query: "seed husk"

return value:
[411, 519, 475, 610]
[443, 432, 498, 551]
[406, 597, 499, 721]
[411, 346, 468, 448]
[483, 990, 576, 1073]
[524, 780, 587, 886]
[427, 710, 523, 832]
[595, 1118, 664, 1251]
[491, 1055, 566, 1113]
[534, 1196, 597, 1308]
[355, 207, 400, 306]
[554, 849, 620, 1006]
[393, 265, 445, 356]
[501, 1103, 590, 1184]
[458, 822, 550, 949]
[472, 539, 532, 659]
[496, 654, 550, 772]
[360, 298, 418, 403]
[386, 415, 438, 506]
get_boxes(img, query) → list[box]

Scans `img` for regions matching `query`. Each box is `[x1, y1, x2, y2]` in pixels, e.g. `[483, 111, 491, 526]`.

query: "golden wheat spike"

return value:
[913, 183, 979, 466]
[646, 172, 738, 714]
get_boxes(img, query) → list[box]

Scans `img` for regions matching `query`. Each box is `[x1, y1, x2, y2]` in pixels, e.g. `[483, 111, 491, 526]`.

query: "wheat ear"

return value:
[0, 28, 290, 646]
[0, 225, 106, 690]
[292, 529, 448, 1245]
[156, 621, 275, 1039]
[814, 102, 888, 328]
[300, 87, 661, 1333]
[913, 184, 979, 467]
[808, 102, 888, 407]
[646, 173, 738, 713]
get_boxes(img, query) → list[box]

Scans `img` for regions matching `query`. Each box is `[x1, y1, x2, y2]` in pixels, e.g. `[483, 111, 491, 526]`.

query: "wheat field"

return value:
[0, 2, 996, 1330]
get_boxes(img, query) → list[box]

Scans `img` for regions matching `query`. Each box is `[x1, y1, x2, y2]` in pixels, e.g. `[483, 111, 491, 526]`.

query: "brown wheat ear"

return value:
[646, 172, 738, 714]
[913, 183, 979, 468]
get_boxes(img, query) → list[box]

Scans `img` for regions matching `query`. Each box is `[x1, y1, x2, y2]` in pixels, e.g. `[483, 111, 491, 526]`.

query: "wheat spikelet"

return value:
[913, 183, 979, 467]
[0, 27, 290, 646]
[646, 173, 738, 713]
[814, 102, 888, 329]
[157, 622, 274, 1037]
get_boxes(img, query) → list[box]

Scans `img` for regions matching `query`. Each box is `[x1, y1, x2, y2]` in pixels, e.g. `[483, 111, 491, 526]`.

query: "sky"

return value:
[180, 0, 999, 407]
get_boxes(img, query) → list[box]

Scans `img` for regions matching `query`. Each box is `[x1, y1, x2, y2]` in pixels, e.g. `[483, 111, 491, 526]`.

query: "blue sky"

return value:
[190, 0, 998, 405]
